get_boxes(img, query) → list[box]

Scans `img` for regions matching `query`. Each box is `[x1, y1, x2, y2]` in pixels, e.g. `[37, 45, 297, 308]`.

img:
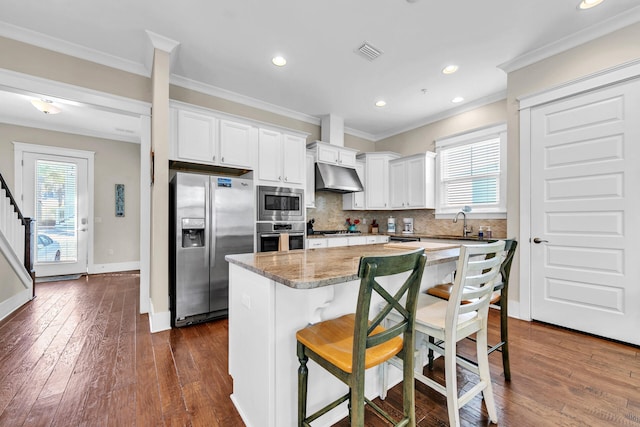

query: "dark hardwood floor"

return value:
[0, 272, 638, 426]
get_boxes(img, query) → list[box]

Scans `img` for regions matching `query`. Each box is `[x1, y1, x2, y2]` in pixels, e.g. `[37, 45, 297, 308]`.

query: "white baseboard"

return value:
[0, 288, 32, 323]
[149, 300, 171, 333]
[508, 300, 522, 320]
[88, 261, 140, 275]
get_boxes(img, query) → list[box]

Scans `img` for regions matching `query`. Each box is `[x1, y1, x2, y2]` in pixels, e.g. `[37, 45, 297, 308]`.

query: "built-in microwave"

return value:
[257, 186, 304, 222]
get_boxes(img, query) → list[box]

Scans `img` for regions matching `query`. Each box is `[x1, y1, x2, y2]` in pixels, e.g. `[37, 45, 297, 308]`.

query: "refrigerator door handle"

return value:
[209, 179, 216, 268]
[204, 179, 210, 267]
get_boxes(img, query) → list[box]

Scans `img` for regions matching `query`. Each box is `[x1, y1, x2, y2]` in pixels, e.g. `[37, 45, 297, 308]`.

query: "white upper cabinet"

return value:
[306, 151, 316, 208]
[258, 129, 306, 187]
[175, 109, 218, 164]
[358, 152, 400, 210]
[342, 160, 366, 210]
[307, 141, 358, 168]
[170, 106, 256, 169]
[389, 152, 436, 209]
[219, 120, 254, 169]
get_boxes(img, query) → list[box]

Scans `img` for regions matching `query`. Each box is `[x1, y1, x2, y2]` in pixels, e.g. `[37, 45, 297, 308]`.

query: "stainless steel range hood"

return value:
[313, 114, 364, 193]
[315, 162, 363, 193]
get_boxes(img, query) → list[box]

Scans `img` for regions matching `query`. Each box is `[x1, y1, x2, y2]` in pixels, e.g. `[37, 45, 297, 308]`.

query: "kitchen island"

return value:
[225, 243, 459, 427]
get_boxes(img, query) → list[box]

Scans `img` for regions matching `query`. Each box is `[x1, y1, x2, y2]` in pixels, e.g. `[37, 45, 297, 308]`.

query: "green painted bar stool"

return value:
[296, 248, 427, 427]
[426, 239, 518, 380]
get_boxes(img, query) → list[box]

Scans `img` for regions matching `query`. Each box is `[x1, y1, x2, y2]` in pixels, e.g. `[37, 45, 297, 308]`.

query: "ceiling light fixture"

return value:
[375, 100, 386, 107]
[272, 56, 287, 67]
[442, 65, 459, 74]
[451, 96, 464, 103]
[31, 99, 61, 115]
[578, 0, 604, 9]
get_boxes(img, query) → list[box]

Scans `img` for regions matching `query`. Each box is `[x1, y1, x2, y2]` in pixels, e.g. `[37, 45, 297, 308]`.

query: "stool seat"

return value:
[296, 314, 403, 373]
[296, 248, 427, 426]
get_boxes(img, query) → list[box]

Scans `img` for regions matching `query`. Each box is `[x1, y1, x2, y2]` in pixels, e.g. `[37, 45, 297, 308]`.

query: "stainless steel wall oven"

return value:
[256, 222, 305, 252]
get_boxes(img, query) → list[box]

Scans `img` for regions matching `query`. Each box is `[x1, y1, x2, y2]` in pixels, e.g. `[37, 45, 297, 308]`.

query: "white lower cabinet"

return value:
[306, 238, 327, 249]
[307, 235, 388, 249]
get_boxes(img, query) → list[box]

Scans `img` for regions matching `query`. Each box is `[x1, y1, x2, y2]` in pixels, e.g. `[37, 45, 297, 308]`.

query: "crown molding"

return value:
[3, 116, 140, 144]
[170, 74, 321, 127]
[499, 5, 640, 73]
[373, 90, 508, 142]
[0, 20, 150, 77]
[145, 30, 180, 54]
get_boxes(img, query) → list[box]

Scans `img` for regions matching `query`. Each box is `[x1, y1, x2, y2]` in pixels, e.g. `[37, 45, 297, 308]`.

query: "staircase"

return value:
[0, 172, 34, 307]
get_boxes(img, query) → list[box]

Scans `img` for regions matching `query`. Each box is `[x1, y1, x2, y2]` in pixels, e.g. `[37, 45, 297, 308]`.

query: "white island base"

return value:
[228, 256, 456, 427]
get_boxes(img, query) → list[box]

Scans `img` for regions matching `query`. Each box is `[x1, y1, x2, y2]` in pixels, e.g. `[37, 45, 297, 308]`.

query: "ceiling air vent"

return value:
[356, 42, 383, 61]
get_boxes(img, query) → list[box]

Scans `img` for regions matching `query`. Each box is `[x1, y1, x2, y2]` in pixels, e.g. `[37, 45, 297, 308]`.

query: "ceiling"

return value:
[1, 0, 640, 142]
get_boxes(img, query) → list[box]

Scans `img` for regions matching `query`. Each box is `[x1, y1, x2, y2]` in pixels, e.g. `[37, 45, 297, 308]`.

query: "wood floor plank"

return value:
[1, 272, 639, 426]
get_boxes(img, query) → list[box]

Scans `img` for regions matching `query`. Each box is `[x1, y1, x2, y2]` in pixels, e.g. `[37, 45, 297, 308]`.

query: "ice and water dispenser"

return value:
[181, 218, 205, 248]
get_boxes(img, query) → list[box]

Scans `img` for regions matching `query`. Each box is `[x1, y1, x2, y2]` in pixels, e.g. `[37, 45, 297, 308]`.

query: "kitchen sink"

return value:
[425, 234, 489, 241]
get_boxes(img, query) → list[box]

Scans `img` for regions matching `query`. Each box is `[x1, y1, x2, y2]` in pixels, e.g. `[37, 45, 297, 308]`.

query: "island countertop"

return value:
[225, 243, 460, 289]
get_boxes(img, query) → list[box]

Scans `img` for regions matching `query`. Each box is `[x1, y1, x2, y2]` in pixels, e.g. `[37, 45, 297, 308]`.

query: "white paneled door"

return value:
[530, 78, 640, 345]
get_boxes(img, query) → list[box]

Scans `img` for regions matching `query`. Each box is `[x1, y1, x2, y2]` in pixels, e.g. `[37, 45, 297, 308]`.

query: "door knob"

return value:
[533, 237, 548, 244]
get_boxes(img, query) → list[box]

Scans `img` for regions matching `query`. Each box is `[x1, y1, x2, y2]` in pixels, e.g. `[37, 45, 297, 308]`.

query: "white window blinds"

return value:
[435, 123, 506, 216]
[440, 138, 500, 206]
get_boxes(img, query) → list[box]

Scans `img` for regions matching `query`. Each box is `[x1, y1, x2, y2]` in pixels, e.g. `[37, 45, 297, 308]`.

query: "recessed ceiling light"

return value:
[578, 0, 604, 9]
[451, 96, 464, 103]
[31, 99, 61, 114]
[272, 56, 287, 67]
[375, 100, 387, 107]
[442, 65, 459, 74]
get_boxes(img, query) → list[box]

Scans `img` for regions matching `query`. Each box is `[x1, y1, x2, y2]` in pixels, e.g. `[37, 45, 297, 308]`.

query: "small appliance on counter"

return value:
[402, 218, 414, 234]
[307, 218, 315, 235]
[387, 216, 396, 233]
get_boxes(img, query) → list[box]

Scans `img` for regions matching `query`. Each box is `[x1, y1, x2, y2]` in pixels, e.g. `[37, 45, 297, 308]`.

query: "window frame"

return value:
[435, 123, 507, 219]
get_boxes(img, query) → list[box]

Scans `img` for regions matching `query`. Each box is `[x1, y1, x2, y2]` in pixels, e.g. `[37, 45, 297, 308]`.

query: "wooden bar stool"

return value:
[383, 241, 505, 427]
[296, 248, 426, 427]
[426, 239, 518, 380]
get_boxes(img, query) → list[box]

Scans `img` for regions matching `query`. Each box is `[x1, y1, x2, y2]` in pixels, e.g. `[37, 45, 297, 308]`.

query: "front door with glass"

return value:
[21, 151, 89, 277]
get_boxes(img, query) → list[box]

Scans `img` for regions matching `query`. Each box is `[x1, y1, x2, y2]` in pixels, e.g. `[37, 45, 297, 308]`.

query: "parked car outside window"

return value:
[37, 233, 61, 262]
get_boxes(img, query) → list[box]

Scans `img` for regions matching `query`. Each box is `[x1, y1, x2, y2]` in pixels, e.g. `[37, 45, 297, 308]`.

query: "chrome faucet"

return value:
[453, 210, 472, 237]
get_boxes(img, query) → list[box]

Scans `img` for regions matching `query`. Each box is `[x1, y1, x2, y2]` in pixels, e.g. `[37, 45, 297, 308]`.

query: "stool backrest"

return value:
[448, 241, 505, 333]
[353, 248, 426, 367]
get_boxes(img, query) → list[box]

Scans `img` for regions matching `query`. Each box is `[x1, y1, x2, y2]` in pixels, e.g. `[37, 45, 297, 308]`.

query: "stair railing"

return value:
[0, 173, 35, 291]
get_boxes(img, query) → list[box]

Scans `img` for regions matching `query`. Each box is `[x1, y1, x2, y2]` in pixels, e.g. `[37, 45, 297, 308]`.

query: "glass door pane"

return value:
[35, 159, 77, 264]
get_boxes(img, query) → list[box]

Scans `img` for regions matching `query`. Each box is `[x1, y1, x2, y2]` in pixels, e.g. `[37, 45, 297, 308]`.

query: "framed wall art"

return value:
[115, 184, 125, 217]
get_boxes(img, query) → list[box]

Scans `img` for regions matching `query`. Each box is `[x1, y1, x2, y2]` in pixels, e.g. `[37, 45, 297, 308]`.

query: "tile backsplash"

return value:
[307, 191, 507, 238]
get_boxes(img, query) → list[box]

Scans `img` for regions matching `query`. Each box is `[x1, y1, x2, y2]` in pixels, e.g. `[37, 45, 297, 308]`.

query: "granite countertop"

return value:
[225, 243, 460, 289]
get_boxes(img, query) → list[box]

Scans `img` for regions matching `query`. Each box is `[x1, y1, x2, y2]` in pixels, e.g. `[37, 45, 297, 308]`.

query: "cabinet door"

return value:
[338, 150, 357, 167]
[307, 238, 327, 249]
[343, 161, 366, 210]
[306, 152, 315, 207]
[406, 156, 426, 208]
[389, 160, 406, 209]
[327, 237, 349, 247]
[219, 120, 255, 169]
[317, 145, 339, 164]
[366, 156, 389, 209]
[177, 109, 217, 164]
[282, 134, 305, 185]
[258, 129, 282, 183]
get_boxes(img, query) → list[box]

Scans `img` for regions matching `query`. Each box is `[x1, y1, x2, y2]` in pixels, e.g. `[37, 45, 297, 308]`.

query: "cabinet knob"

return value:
[213, 155, 216, 161]
[278, 176, 282, 181]
[221, 157, 224, 162]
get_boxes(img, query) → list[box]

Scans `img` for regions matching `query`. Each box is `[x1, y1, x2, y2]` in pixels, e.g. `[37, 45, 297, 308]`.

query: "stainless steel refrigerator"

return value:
[170, 172, 254, 327]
